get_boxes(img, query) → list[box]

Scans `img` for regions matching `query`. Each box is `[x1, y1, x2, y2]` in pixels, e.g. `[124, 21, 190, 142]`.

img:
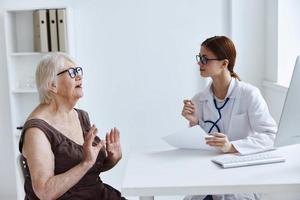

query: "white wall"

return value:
[71, 0, 231, 188]
[265, 0, 278, 83]
[231, 0, 266, 90]
[278, 0, 300, 86]
[264, 0, 300, 122]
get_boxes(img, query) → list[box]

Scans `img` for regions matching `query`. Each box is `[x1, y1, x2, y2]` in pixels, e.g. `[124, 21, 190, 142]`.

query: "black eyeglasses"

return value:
[57, 67, 83, 78]
[196, 55, 224, 65]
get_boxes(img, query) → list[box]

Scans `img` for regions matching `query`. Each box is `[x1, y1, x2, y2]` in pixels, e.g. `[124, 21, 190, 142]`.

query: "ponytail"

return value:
[230, 70, 241, 81]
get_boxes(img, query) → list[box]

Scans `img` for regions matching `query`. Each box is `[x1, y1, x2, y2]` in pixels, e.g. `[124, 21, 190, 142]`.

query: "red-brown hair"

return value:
[201, 36, 240, 81]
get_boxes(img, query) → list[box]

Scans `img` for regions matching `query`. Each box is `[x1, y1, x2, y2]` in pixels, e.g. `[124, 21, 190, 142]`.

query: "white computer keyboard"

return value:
[211, 152, 285, 168]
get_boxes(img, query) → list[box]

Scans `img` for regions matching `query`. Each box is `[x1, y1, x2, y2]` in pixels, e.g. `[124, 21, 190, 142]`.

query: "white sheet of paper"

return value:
[162, 126, 216, 150]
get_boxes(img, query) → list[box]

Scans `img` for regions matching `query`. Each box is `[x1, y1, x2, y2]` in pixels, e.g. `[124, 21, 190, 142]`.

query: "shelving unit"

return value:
[4, 7, 74, 200]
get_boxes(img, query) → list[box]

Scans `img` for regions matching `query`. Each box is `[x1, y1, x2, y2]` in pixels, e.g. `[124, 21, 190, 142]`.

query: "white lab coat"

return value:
[186, 78, 277, 200]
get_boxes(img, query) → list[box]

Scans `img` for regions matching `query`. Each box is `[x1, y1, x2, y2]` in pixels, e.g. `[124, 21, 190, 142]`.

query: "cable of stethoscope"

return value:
[204, 97, 230, 133]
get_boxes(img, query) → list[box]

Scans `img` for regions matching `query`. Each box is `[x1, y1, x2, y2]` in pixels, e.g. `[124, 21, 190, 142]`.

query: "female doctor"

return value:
[182, 36, 277, 200]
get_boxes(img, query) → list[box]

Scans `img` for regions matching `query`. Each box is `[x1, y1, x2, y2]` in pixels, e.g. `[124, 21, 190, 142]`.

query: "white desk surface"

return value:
[121, 144, 300, 197]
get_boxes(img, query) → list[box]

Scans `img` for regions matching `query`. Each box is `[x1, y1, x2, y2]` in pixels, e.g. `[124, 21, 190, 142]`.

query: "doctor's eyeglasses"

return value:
[57, 67, 83, 78]
[196, 55, 225, 65]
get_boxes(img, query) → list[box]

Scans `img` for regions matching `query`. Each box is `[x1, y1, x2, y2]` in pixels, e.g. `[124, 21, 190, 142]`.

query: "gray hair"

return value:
[35, 52, 76, 104]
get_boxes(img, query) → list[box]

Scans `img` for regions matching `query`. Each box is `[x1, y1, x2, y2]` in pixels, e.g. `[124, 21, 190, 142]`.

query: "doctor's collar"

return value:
[199, 78, 239, 101]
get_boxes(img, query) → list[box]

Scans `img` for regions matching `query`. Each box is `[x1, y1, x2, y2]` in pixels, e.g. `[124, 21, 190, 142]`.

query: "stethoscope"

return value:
[204, 97, 230, 133]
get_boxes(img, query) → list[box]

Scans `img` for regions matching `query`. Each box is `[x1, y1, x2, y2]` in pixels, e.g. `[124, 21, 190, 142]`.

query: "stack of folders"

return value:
[34, 9, 68, 52]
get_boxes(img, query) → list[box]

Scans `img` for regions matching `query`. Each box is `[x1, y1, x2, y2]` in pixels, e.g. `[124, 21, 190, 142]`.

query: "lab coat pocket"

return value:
[229, 113, 251, 140]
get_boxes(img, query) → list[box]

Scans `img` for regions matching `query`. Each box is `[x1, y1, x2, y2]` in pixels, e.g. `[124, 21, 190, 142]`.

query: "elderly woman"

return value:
[19, 53, 126, 200]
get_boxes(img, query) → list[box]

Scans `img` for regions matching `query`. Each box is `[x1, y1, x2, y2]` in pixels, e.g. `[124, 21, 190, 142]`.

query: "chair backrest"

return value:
[17, 154, 27, 183]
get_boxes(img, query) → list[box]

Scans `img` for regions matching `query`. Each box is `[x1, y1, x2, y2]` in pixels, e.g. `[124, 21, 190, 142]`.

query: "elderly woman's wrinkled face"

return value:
[56, 60, 83, 102]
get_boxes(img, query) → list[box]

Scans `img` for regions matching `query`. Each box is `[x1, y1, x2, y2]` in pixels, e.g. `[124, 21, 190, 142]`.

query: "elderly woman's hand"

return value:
[105, 128, 122, 162]
[82, 125, 106, 167]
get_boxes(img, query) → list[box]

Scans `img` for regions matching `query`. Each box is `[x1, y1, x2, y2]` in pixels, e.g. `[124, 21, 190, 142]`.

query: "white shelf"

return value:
[10, 52, 46, 56]
[4, 7, 72, 200]
[12, 88, 37, 93]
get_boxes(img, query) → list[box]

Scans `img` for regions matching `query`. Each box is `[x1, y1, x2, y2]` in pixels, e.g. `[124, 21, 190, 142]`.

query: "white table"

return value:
[121, 144, 300, 200]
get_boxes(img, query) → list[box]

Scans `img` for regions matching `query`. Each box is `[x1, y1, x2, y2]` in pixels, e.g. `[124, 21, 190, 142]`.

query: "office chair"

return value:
[17, 154, 28, 183]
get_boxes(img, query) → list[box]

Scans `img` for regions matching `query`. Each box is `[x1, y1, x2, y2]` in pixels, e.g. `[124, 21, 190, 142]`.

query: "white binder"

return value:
[49, 9, 58, 52]
[57, 9, 68, 52]
[33, 10, 48, 52]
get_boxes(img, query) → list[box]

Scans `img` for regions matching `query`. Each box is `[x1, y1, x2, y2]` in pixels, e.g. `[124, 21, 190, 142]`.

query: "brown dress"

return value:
[19, 109, 126, 200]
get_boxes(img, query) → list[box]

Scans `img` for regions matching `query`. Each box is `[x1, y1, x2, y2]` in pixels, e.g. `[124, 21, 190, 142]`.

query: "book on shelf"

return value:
[48, 9, 59, 52]
[33, 9, 49, 52]
[57, 9, 68, 52]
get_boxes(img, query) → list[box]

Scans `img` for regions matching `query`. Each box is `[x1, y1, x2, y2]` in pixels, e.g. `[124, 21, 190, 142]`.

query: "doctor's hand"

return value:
[205, 132, 237, 153]
[182, 99, 198, 126]
[105, 127, 122, 162]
